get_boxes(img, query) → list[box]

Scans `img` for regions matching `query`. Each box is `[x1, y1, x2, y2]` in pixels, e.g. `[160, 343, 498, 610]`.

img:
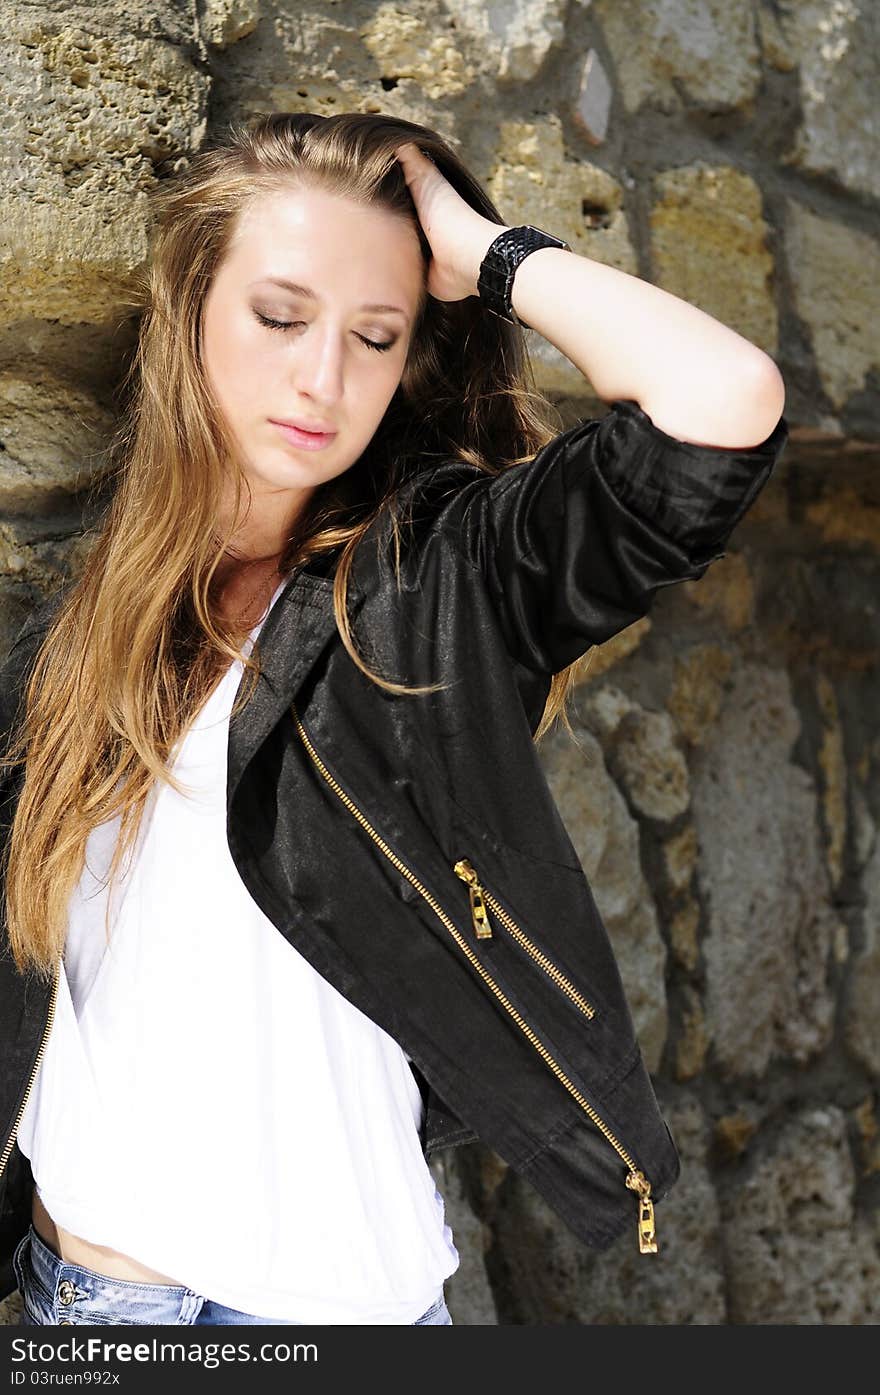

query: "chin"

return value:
[258, 455, 325, 485]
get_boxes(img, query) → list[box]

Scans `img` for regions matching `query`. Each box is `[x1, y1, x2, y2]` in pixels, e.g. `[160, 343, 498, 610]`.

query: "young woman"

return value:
[0, 112, 788, 1326]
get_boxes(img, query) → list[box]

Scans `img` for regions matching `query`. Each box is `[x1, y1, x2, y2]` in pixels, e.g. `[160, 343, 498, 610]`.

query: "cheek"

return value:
[369, 359, 406, 415]
[352, 377, 399, 441]
[203, 306, 263, 410]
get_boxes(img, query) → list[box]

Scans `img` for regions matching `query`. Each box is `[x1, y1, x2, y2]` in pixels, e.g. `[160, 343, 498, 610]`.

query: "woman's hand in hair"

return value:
[394, 142, 511, 307]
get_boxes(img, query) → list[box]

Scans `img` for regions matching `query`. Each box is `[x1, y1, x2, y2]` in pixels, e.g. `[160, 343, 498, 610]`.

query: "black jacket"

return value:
[0, 398, 789, 1299]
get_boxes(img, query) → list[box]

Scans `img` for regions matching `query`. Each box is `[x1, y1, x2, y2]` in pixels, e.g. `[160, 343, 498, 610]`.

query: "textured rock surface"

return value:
[691, 662, 838, 1076]
[0, 375, 114, 513]
[362, 3, 474, 100]
[845, 833, 880, 1078]
[784, 201, 880, 412]
[201, 0, 262, 49]
[0, 5, 207, 329]
[722, 1106, 880, 1324]
[573, 48, 613, 146]
[758, 0, 879, 201]
[650, 165, 779, 357]
[538, 721, 669, 1072]
[593, 0, 761, 114]
[442, 0, 567, 85]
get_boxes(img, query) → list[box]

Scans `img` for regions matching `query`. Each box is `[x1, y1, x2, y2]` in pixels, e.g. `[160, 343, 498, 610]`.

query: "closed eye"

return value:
[253, 310, 395, 353]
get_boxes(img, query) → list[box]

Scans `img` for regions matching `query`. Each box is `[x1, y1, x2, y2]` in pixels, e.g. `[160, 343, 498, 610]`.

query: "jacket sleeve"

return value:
[430, 396, 789, 674]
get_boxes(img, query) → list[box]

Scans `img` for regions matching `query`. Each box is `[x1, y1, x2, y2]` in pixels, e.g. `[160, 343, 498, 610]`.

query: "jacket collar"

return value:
[226, 563, 368, 805]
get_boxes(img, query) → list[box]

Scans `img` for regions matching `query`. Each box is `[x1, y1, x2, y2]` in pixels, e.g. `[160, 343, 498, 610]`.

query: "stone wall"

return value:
[1, 0, 877, 1325]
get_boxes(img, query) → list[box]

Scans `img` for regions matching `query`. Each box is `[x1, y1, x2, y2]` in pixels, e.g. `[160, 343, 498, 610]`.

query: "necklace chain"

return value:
[234, 564, 283, 628]
[211, 533, 285, 628]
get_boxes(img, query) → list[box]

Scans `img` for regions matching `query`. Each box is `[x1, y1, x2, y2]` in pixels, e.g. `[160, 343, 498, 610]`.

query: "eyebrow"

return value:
[249, 277, 410, 324]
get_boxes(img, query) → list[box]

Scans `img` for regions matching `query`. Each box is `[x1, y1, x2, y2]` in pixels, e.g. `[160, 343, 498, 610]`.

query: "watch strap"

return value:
[477, 224, 571, 328]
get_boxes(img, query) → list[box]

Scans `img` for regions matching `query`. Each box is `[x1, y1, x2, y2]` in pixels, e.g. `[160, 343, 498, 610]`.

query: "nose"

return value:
[291, 323, 344, 409]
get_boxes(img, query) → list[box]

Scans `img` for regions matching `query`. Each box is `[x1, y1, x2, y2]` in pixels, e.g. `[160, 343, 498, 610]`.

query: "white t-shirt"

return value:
[17, 577, 460, 1322]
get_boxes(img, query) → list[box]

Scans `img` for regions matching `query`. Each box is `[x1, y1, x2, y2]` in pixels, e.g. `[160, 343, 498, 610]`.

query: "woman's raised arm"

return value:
[396, 139, 786, 450]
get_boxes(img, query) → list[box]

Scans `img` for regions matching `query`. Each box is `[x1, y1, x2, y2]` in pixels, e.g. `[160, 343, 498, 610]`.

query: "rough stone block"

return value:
[785, 201, 880, 411]
[650, 164, 779, 356]
[573, 48, 613, 145]
[594, 0, 761, 114]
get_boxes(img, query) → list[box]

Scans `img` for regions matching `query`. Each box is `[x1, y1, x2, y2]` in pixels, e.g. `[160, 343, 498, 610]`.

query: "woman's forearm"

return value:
[466, 223, 786, 450]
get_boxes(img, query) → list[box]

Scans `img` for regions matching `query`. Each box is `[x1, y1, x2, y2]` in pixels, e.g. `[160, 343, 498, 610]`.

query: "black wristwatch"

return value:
[476, 224, 571, 328]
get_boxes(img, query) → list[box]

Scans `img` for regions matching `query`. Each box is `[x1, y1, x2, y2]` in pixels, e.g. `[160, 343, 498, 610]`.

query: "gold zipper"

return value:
[453, 858, 596, 1020]
[0, 960, 60, 1186]
[290, 701, 658, 1254]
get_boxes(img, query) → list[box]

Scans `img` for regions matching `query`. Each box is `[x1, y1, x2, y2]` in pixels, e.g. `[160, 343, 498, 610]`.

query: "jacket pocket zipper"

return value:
[0, 961, 60, 1189]
[290, 701, 658, 1254]
[452, 857, 596, 1020]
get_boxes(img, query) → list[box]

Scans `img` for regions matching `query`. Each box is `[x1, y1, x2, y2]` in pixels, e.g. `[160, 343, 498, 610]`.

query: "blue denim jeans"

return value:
[13, 1225, 453, 1326]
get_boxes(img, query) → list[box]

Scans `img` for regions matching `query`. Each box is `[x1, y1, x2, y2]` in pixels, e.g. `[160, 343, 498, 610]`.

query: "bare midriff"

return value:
[31, 1189, 185, 1286]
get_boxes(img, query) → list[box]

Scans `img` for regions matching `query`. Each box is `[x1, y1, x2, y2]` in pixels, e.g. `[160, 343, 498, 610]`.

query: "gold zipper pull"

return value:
[625, 1169, 658, 1253]
[453, 858, 494, 939]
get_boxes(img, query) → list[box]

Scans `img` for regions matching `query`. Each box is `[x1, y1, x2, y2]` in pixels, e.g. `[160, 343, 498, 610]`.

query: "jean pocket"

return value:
[12, 1232, 28, 1295]
[12, 1233, 54, 1326]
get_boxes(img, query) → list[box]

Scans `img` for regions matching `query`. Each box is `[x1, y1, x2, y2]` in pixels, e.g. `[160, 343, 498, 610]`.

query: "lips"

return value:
[270, 419, 338, 451]
[270, 417, 337, 435]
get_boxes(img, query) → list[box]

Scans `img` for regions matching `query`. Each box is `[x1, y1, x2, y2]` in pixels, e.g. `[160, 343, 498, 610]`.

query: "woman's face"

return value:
[201, 183, 425, 552]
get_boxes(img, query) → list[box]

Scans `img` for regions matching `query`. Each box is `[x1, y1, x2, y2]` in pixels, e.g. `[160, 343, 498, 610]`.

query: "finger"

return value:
[396, 142, 435, 167]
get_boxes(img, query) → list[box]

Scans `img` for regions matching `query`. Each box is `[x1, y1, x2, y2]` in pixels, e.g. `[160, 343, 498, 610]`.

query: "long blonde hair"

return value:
[2, 111, 595, 982]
